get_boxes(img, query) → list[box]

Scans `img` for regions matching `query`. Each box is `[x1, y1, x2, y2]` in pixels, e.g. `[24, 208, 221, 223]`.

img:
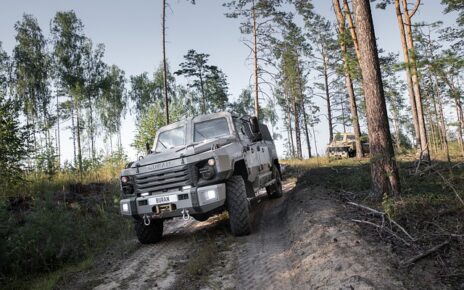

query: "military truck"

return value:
[327, 132, 369, 159]
[119, 112, 283, 244]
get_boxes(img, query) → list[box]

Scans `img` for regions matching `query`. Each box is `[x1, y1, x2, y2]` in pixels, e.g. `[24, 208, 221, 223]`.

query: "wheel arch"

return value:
[232, 158, 248, 181]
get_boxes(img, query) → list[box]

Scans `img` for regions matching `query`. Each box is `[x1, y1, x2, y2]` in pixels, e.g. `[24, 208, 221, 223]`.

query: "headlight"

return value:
[121, 176, 129, 183]
[207, 158, 215, 166]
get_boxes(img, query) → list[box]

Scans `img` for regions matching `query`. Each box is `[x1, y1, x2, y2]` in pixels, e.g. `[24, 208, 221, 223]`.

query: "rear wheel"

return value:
[226, 175, 251, 236]
[266, 165, 283, 198]
[134, 219, 164, 244]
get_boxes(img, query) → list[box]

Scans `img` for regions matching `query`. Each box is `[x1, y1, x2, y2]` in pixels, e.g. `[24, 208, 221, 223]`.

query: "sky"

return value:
[0, 0, 459, 163]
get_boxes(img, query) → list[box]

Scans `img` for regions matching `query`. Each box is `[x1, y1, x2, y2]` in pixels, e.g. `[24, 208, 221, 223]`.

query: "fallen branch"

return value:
[400, 240, 451, 267]
[348, 202, 416, 241]
[352, 219, 411, 246]
[431, 168, 464, 207]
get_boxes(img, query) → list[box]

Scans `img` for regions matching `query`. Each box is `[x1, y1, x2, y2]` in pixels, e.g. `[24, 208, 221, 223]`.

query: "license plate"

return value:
[148, 194, 178, 205]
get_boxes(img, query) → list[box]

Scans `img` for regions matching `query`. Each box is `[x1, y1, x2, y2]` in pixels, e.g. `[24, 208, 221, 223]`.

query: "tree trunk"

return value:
[322, 47, 334, 143]
[312, 125, 319, 157]
[286, 97, 295, 157]
[352, 0, 401, 196]
[343, 0, 361, 61]
[302, 102, 312, 158]
[401, 0, 430, 162]
[292, 92, 302, 159]
[162, 0, 170, 125]
[390, 105, 401, 150]
[56, 93, 61, 168]
[394, 0, 421, 151]
[88, 95, 95, 161]
[334, 0, 363, 158]
[252, 0, 259, 118]
[199, 70, 206, 114]
[434, 82, 450, 162]
[296, 60, 312, 158]
[71, 99, 77, 168]
[455, 98, 464, 157]
[75, 98, 83, 173]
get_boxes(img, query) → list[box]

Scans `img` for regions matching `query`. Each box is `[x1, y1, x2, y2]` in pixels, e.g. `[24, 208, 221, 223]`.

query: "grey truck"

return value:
[119, 112, 283, 243]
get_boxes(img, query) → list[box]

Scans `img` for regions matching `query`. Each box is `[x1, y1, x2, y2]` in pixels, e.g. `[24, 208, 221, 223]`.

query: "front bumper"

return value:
[119, 183, 226, 219]
[328, 147, 349, 158]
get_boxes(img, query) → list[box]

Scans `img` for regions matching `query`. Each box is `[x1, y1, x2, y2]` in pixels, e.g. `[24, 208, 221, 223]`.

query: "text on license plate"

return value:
[148, 194, 178, 205]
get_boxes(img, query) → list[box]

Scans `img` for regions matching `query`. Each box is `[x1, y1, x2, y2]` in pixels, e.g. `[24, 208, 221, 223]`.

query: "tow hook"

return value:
[181, 209, 190, 221]
[143, 214, 151, 226]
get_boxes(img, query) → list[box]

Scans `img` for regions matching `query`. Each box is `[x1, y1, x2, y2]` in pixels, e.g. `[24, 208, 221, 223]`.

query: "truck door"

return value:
[234, 119, 260, 182]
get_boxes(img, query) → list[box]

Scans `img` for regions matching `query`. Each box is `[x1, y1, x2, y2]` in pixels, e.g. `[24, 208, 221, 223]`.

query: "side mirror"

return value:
[145, 142, 152, 155]
[250, 116, 260, 134]
[249, 116, 262, 142]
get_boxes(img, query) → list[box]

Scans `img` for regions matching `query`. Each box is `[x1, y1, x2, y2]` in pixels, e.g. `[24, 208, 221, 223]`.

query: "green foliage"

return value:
[0, 161, 133, 286]
[13, 14, 51, 122]
[99, 65, 127, 135]
[0, 99, 32, 188]
[382, 192, 395, 217]
[442, 0, 464, 26]
[0, 195, 132, 283]
[129, 63, 176, 117]
[132, 100, 184, 153]
[229, 88, 277, 124]
[175, 49, 229, 114]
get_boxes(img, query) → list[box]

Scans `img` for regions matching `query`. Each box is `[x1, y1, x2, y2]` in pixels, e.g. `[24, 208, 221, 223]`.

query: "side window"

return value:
[234, 119, 250, 141]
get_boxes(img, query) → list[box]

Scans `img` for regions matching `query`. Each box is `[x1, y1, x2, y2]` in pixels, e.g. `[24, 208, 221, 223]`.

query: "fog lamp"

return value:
[122, 203, 129, 213]
[207, 158, 215, 166]
[206, 190, 216, 200]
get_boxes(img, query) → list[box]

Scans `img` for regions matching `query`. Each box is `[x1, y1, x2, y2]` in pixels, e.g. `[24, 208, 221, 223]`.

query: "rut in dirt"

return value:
[236, 193, 294, 290]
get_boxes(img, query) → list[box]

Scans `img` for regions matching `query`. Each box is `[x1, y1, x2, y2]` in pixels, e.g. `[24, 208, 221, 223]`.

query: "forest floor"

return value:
[58, 157, 464, 290]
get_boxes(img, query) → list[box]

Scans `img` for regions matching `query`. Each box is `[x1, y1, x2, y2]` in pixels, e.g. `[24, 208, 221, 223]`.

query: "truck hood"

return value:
[131, 136, 236, 168]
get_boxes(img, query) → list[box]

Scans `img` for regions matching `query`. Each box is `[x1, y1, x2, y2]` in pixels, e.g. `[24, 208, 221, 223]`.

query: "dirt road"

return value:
[65, 177, 407, 290]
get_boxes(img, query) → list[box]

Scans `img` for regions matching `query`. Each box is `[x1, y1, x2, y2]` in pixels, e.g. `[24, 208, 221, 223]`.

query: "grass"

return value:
[10, 257, 94, 290]
[169, 213, 232, 290]
[0, 161, 133, 290]
[284, 146, 464, 288]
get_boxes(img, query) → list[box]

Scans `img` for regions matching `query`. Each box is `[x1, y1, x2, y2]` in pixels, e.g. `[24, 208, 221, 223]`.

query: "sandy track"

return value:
[67, 178, 408, 290]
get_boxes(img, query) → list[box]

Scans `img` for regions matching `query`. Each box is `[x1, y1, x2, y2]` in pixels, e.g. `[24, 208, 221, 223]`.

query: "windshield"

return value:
[334, 134, 344, 142]
[155, 126, 186, 152]
[194, 118, 230, 142]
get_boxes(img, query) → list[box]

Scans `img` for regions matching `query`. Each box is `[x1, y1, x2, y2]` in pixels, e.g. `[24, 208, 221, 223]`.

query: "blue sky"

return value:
[0, 0, 458, 162]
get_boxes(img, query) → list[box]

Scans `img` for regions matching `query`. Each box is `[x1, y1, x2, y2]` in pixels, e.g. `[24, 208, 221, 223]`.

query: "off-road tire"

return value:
[266, 165, 283, 198]
[134, 219, 164, 244]
[192, 213, 210, 222]
[226, 175, 251, 236]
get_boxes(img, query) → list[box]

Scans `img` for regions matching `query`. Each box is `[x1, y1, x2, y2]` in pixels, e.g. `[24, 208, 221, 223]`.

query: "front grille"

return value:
[134, 164, 192, 195]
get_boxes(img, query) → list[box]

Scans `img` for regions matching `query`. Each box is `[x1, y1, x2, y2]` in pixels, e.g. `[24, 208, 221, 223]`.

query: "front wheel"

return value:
[134, 219, 164, 244]
[226, 175, 251, 236]
[192, 213, 210, 222]
[266, 165, 283, 198]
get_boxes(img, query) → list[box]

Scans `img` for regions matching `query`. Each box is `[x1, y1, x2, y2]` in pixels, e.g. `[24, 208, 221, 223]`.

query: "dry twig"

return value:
[347, 201, 416, 241]
[431, 168, 464, 207]
[352, 219, 411, 246]
[400, 240, 451, 267]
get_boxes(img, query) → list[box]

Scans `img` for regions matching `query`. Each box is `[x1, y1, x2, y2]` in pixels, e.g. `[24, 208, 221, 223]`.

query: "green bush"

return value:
[0, 191, 132, 284]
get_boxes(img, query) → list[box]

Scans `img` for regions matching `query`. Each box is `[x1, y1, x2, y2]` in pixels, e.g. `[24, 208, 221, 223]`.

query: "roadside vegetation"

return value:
[0, 155, 134, 289]
[283, 144, 464, 289]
